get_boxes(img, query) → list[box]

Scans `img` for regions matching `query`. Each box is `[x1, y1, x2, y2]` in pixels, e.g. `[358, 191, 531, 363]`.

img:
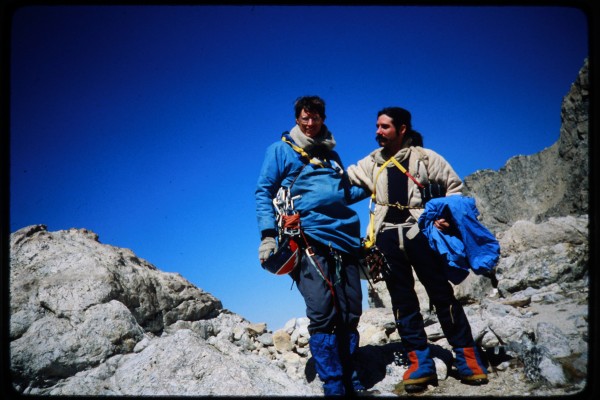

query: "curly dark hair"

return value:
[294, 96, 326, 120]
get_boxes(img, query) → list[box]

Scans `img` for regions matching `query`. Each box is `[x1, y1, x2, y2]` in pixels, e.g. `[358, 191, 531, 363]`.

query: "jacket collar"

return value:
[288, 125, 336, 153]
[372, 146, 411, 165]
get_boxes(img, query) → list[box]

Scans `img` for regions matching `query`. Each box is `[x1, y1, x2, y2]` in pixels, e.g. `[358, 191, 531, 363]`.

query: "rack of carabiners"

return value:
[272, 187, 302, 239]
[273, 187, 341, 299]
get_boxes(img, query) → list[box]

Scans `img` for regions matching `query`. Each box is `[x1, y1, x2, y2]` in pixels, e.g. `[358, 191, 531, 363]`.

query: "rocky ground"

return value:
[351, 289, 589, 397]
[389, 369, 582, 397]
[8, 218, 590, 397]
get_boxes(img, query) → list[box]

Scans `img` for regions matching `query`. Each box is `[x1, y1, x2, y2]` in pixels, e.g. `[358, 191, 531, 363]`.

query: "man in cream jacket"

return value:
[347, 107, 488, 393]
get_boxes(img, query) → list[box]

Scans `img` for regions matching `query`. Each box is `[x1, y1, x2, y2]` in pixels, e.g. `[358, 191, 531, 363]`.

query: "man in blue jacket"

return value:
[255, 96, 369, 396]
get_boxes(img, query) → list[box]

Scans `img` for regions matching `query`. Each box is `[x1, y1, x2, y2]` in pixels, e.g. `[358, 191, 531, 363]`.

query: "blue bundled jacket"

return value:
[256, 133, 368, 255]
[418, 195, 500, 284]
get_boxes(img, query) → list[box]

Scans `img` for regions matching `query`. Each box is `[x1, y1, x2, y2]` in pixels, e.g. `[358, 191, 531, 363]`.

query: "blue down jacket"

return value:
[418, 195, 500, 284]
[255, 134, 368, 255]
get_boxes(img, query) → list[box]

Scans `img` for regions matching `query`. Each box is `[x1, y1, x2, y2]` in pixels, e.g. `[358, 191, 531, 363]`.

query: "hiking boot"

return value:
[454, 347, 489, 385]
[403, 347, 437, 393]
[460, 374, 489, 385]
[404, 375, 438, 393]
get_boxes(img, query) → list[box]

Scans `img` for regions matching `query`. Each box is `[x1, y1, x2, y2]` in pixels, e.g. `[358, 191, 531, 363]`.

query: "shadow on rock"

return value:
[354, 342, 404, 388]
[430, 343, 455, 368]
[354, 342, 459, 389]
[304, 357, 317, 383]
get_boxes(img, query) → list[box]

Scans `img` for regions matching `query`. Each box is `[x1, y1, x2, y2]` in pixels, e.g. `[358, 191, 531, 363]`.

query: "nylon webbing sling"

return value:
[363, 156, 425, 249]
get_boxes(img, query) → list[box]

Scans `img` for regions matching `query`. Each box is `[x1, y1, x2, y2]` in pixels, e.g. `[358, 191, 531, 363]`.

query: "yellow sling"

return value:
[363, 157, 425, 249]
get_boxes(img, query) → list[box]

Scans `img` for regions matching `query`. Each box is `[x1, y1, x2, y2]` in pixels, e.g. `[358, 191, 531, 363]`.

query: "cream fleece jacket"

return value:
[346, 145, 463, 241]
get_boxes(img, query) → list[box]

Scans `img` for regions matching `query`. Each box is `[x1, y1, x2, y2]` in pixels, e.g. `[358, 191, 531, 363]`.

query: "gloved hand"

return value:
[258, 237, 277, 263]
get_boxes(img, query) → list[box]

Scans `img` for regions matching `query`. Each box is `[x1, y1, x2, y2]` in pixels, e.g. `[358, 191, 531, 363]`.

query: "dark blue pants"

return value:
[294, 240, 362, 334]
[376, 226, 475, 352]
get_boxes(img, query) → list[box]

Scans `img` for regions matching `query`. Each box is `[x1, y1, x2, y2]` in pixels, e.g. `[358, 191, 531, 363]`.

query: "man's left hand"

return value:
[434, 218, 450, 231]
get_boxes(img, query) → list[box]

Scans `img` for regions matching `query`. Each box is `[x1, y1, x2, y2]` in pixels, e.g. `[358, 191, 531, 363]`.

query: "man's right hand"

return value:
[258, 237, 277, 263]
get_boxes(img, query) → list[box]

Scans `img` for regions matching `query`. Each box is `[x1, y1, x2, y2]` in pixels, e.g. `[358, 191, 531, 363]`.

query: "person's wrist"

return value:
[261, 229, 277, 240]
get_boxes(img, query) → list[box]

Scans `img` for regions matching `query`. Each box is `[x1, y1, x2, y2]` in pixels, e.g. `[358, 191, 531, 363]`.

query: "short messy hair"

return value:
[294, 96, 326, 120]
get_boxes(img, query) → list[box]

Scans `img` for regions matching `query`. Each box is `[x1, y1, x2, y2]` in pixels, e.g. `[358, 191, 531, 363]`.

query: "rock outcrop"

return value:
[9, 224, 322, 396]
[7, 58, 589, 397]
[462, 58, 589, 234]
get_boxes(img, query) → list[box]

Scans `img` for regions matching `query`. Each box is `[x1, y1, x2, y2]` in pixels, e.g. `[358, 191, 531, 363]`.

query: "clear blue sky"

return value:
[9, 5, 588, 330]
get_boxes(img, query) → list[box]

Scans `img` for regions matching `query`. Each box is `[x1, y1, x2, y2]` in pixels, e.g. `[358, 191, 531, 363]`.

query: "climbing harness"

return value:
[360, 153, 448, 284]
[363, 156, 425, 250]
[360, 156, 425, 284]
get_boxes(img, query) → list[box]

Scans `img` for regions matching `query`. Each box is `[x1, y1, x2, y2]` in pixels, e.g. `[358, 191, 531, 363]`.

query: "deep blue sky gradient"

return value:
[9, 5, 589, 329]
